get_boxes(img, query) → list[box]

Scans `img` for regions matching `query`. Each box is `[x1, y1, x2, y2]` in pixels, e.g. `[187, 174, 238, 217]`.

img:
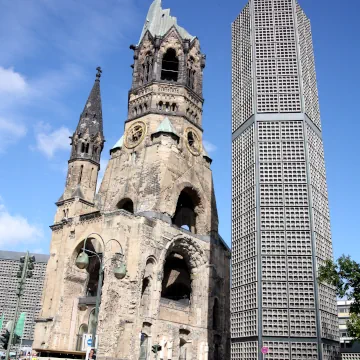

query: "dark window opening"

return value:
[144, 103, 148, 112]
[142, 54, 153, 84]
[142, 278, 149, 297]
[186, 57, 195, 89]
[214, 344, 220, 360]
[172, 188, 199, 234]
[76, 240, 102, 297]
[85, 143, 89, 154]
[117, 198, 134, 214]
[188, 132, 195, 147]
[179, 339, 187, 360]
[171, 103, 177, 112]
[158, 101, 163, 111]
[139, 104, 143, 114]
[161, 253, 191, 304]
[81, 143, 85, 153]
[78, 165, 84, 184]
[213, 298, 220, 330]
[165, 102, 170, 112]
[161, 48, 179, 82]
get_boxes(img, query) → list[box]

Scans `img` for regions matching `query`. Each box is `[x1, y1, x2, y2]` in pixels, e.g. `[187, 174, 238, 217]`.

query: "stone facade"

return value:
[33, 1, 230, 359]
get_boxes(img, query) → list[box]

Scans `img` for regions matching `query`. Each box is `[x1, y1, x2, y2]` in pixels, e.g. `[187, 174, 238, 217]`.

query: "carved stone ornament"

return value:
[184, 127, 202, 156]
[124, 121, 147, 149]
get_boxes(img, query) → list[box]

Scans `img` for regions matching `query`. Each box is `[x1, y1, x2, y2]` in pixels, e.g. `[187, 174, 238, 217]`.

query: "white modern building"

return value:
[231, 0, 339, 359]
[338, 300, 360, 359]
[0, 251, 49, 348]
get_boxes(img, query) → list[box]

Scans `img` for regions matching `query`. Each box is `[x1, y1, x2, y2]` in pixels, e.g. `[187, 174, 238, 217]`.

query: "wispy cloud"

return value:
[0, 197, 44, 247]
[35, 123, 72, 158]
[0, 0, 139, 66]
[0, 0, 139, 154]
[0, 67, 28, 95]
[0, 117, 27, 153]
[203, 140, 217, 153]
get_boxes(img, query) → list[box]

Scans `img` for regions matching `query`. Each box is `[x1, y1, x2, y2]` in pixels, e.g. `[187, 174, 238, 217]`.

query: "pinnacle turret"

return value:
[70, 67, 105, 165]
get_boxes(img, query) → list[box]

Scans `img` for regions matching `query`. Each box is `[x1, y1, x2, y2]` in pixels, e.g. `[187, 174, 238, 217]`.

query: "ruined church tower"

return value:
[33, 1, 230, 359]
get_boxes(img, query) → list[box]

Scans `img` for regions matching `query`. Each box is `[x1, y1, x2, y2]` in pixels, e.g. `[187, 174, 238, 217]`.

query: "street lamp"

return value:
[75, 233, 126, 348]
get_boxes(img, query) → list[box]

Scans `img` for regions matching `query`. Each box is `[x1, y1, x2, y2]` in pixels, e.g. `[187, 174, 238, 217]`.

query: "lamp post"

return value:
[75, 233, 126, 348]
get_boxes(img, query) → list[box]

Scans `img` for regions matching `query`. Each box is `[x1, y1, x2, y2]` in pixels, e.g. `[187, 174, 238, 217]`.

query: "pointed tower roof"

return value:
[139, 0, 195, 44]
[76, 67, 103, 137]
[152, 117, 179, 138]
[70, 67, 105, 164]
[111, 135, 124, 152]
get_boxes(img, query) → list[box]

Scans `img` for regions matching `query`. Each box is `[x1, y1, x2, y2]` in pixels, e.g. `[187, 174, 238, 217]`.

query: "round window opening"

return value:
[125, 121, 147, 149]
[185, 128, 201, 156]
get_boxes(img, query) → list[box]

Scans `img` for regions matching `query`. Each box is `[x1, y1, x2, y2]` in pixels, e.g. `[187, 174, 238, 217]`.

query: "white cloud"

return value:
[0, 199, 43, 247]
[35, 125, 72, 158]
[0, 0, 139, 153]
[203, 140, 217, 153]
[0, 67, 28, 95]
[0, 117, 27, 152]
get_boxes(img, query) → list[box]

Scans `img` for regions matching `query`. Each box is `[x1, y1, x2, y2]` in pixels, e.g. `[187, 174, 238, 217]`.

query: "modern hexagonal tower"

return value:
[231, 0, 340, 359]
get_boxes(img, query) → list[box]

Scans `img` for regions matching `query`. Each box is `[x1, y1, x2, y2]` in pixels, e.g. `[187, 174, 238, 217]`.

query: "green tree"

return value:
[318, 255, 360, 341]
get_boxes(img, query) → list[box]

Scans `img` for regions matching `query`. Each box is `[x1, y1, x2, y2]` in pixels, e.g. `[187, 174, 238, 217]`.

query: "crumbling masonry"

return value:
[33, 1, 231, 359]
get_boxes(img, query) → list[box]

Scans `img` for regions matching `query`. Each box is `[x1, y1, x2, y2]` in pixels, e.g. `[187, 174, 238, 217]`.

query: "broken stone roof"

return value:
[139, 0, 195, 44]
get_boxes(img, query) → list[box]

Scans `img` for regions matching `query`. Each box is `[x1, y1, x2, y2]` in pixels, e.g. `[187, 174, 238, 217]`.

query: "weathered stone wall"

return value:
[34, 209, 230, 359]
[34, 13, 230, 360]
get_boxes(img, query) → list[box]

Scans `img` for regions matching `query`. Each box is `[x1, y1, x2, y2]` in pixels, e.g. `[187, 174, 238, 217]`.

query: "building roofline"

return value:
[0, 250, 49, 263]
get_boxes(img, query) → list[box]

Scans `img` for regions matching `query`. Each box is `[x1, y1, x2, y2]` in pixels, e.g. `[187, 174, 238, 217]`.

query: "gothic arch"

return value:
[117, 198, 134, 214]
[166, 182, 208, 234]
[71, 238, 104, 295]
[161, 47, 179, 82]
[158, 235, 207, 273]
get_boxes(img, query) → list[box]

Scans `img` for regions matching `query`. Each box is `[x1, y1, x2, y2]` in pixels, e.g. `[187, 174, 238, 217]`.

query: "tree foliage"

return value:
[318, 255, 360, 341]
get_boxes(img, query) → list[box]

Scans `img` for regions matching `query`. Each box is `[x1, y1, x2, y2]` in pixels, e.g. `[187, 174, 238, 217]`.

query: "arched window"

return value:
[117, 198, 134, 214]
[161, 48, 179, 82]
[161, 253, 191, 304]
[88, 309, 96, 336]
[76, 324, 88, 351]
[172, 188, 200, 234]
[187, 57, 195, 89]
[139, 333, 148, 360]
[179, 339, 188, 360]
[78, 165, 84, 184]
[81, 143, 85, 153]
[213, 298, 220, 330]
[142, 54, 153, 84]
[75, 239, 102, 296]
[158, 101, 163, 111]
[85, 143, 90, 154]
[171, 103, 177, 112]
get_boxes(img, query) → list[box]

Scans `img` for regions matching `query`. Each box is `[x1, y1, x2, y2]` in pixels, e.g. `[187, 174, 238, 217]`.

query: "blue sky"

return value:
[0, 0, 359, 261]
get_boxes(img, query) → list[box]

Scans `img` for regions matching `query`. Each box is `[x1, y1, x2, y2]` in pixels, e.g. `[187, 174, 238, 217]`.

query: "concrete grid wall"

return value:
[0, 257, 47, 342]
[231, 0, 339, 359]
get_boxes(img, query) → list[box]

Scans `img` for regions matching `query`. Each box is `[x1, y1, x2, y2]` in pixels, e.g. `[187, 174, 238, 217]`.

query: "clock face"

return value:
[125, 121, 147, 149]
[185, 127, 201, 156]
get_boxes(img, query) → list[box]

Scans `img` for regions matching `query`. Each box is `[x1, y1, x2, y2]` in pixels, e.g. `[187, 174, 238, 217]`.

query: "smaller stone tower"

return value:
[60, 68, 105, 207]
